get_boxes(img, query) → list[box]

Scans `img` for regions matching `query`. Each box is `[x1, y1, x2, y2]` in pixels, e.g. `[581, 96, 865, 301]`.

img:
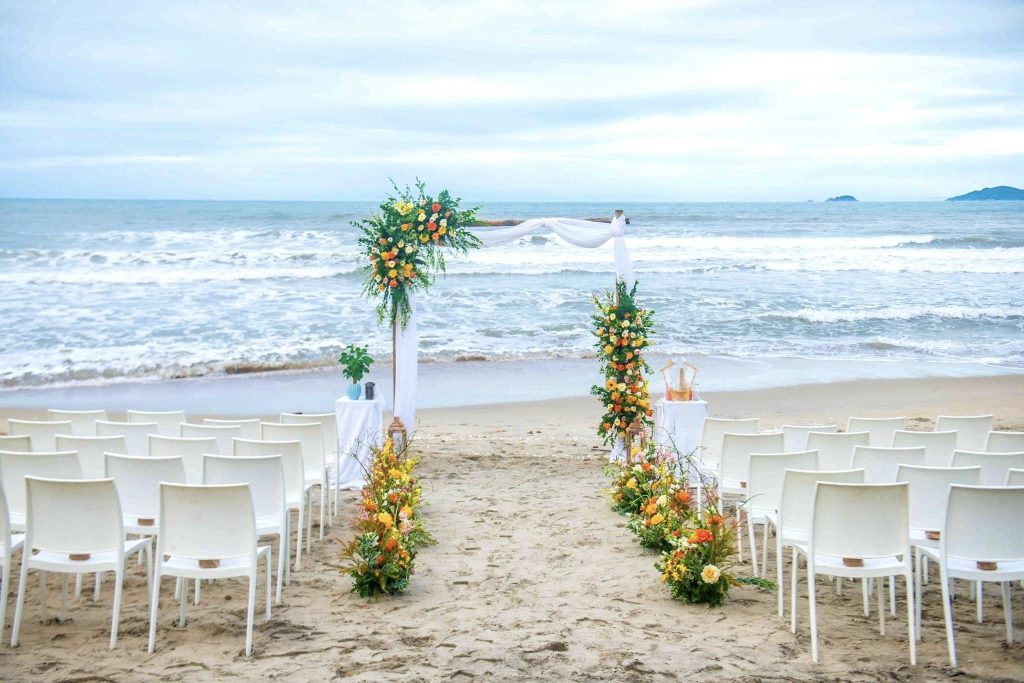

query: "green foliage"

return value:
[338, 343, 374, 384]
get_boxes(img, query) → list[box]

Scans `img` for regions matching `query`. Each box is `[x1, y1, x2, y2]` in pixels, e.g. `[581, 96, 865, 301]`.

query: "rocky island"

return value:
[825, 195, 858, 202]
[947, 185, 1024, 201]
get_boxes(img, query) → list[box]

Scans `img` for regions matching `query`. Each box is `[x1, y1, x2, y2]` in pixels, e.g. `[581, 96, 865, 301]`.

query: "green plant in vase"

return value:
[339, 344, 374, 400]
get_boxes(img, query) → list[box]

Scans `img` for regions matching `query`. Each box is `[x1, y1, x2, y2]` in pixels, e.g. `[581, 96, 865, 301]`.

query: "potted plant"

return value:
[339, 344, 374, 400]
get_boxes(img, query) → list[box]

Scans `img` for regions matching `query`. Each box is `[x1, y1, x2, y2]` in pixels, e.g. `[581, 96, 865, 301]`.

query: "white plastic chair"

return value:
[7, 420, 72, 452]
[56, 435, 128, 479]
[782, 424, 837, 453]
[806, 431, 870, 471]
[0, 451, 82, 530]
[147, 482, 271, 656]
[126, 410, 186, 437]
[180, 422, 239, 457]
[105, 454, 186, 538]
[0, 435, 31, 452]
[950, 450, 1024, 486]
[0, 482, 26, 644]
[986, 431, 1024, 453]
[847, 417, 906, 447]
[149, 435, 218, 484]
[851, 446, 926, 483]
[922, 485, 1024, 667]
[47, 409, 107, 437]
[96, 420, 158, 456]
[1008, 468, 1024, 486]
[747, 450, 818, 579]
[261, 422, 327, 541]
[10, 477, 151, 649]
[793, 482, 915, 664]
[203, 455, 288, 604]
[719, 432, 784, 571]
[281, 412, 340, 515]
[936, 415, 994, 452]
[235, 438, 308, 571]
[893, 430, 958, 468]
[695, 417, 758, 511]
[205, 418, 261, 441]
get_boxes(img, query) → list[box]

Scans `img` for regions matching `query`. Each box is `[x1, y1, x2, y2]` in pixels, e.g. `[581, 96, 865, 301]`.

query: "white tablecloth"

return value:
[654, 398, 709, 458]
[334, 397, 384, 490]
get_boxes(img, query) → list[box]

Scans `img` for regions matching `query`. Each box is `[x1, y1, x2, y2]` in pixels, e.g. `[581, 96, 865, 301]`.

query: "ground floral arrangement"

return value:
[343, 437, 433, 597]
[591, 281, 654, 445]
[605, 444, 773, 607]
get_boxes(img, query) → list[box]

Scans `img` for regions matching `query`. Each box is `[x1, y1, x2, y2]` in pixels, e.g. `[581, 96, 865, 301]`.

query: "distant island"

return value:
[825, 195, 858, 202]
[946, 185, 1024, 201]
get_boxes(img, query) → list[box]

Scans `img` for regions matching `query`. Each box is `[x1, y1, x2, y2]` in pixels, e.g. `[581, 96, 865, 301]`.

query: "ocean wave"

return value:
[764, 306, 1024, 323]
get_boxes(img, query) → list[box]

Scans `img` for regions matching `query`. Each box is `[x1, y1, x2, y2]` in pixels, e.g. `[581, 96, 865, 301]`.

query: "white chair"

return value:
[180, 423, 239, 457]
[205, 418, 261, 441]
[986, 431, 1024, 453]
[149, 435, 218, 484]
[235, 438, 308, 571]
[203, 455, 288, 604]
[55, 435, 128, 479]
[924, 485, 1024, 667]
[806, 431, 870, 471]
[47, 409, 107, 437]
[893, 430, 957, 468]
[105, 454, 186, 538]
[851, 446, 926, 483]
[261, 422, 327, 541]
[96, 420, 158, 456]
[747, 450, 818, 579]
[7, 420, 73, 452]
[10, 477, 151, 649]
[695, 418, 758, 510]
[950, 450, 1024, 486]
[793, 482, 915, 664]
[0, 451, 82, 530]
[147, 482, 271, 656]
[281, 412, 340, 515]
[0, 482, 26, 644]
[936, 415, 994, 452]
[782, 424, 837, 453]
[126, 410, 186, 437]
[847, 417, 906, 447]
[718, 432, 784, 572]
[768, 468, 865, 619]
[0, 435, 31, 452]
[1008, 469, 1024, 486]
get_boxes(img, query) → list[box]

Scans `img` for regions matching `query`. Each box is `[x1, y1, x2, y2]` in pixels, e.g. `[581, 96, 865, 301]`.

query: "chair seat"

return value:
[917, 546, 1024, 581]
[747, 506, 773, 524]
[160, 546, 271, 579]
[255, 515, 285, 535]
[909, 529, 938, 550]
[28, 538, 150, 572]
[779, 527, 808, 546]
[794, 545, 908, 578]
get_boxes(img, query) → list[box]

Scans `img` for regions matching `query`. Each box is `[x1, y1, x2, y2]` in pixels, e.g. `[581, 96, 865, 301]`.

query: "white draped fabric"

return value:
[392, 214, 633, 431]
[333, 397, 384, 489]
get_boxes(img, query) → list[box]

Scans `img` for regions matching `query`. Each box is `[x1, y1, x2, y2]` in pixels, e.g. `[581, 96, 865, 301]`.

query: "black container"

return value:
[364, 381, 375, 400]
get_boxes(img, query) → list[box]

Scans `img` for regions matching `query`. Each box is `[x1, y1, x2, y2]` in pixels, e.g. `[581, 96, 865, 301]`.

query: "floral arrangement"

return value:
[656, 512, 736, 607]
[626, 468, 693, 552]
[343, 437, 433, 597]
[605, 443, 674, 516]
[356, 180, 480, 327]
[590, 281, 654, 446]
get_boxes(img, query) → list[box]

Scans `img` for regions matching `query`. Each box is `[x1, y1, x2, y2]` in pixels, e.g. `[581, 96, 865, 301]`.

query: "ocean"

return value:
[1, 198, 1022, 393]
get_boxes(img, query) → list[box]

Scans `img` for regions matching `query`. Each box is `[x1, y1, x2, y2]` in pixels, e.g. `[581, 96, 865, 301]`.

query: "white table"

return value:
[333, 397, 384, 490]
[654, 398, 710, 460]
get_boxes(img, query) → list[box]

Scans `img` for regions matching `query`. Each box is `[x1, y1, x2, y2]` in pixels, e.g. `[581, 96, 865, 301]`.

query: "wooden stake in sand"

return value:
[389, 317, 407, 448]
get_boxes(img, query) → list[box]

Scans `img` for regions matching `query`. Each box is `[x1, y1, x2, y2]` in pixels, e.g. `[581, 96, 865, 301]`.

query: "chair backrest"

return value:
[47, 409, 108, 436]
[261, 422, 323, 476]
[986, 431, 1024, 453]
[851, 445, 926, 483]
[203, 455, 285, 521]
[180, 423, 239, 456]
[892, 430, 958, 468]
[148, 435, 218, 484]
[281, 412, 339, 456]
[7, 419, 73, 452]
[25, 477, 123, 554]
[944, 485, 1024, 562]
[720, 432, 784, 485]
[782, 424, 837, 453]
[1008, 468, 1024, 486]
[55, 435, 128, 479]
[747, 450, 819, 514]
[0, 451, 82, 519]
[847, 416, 906, 447]
[779, 468, 865, 534]
[205, 418, 261, 440]
[105, 454, 185, 522]
[936, 415, 994, 452]
[126, 410, 187, 437]
[698, 417, 758, 466]
[0, 434, 32, 452]
[233, 438, 305, 503]
[95, 420, 159, 456]
[158, 482, 256, 560]
[950, 450, 1024, 486]
[811, 482, 909, 559]
[0, 481, 11, 544]
[896, 464, 981, 533]
[805, 431, 871, 470]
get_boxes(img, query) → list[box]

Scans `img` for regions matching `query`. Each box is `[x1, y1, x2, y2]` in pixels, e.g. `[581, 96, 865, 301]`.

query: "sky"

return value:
[1, 0, 1023, 201]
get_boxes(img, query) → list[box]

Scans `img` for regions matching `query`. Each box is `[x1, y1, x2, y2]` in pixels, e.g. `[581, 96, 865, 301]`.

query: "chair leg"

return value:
[736, 510, 744, 563]
[194, 578, 201, 606]
[877, 578, 886, 636]
[776, 534, 785, 617]
[275, 533, 284, 605]
[862, 578, 870, 617]
[147, 570, 161, 654]
[976, 581, 984, 623]
[890, 575, 897, 617]
[809, 566, 820, 662]
[906, 572, 917, 665]
[94, 571, 102, 601]
[39, 571, 46, 622]
[790, 547, 799, 633]
[0, 558, 9, 645]
[761, 522, 769, 581]
[746, 515, 758, 577]
[914, 550, 923, 641]
[922, 554, 929, 583]
[265, 552, 272, 620]
[179, 580, 188, 627]
[246, 571, 257, 656]
[74, 573, 82, 601]
[1002, 581, 1014, 643]
[59, 574, 68, 622]
[318, 481, 326, 540]
[109, 568, 123, 649]
[939, 563, 957, 667]
[296, 502, 305, 571]
[11, 561, 30, 647]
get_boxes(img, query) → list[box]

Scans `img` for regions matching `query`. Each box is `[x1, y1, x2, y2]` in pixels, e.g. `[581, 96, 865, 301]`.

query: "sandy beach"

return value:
[0, 374, 1022, 681]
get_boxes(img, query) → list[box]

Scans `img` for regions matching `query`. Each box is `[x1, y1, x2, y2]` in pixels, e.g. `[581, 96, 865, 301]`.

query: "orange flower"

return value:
[428, 221, 437, 231]
[688, 528, 714, 544]
[708, 515, 724, 526]
[675, 490, 690, 504]
[389, 492, 398, 503]
[431, 202, 442, 213]
[389, 279, 398, 288]
[383, 537, 398, 552]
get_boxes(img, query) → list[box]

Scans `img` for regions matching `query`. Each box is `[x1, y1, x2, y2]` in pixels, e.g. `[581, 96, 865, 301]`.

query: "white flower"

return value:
[701, 564, 721, 584]
[656, 495, 667, 507]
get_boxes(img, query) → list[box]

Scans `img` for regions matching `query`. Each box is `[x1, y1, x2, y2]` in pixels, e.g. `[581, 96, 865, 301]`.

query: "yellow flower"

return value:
[604, 378, 616, 391]
[603, 344, 613, 355]
[625, 478, 638, 490]
[650, 513, 664, 525]
[701, 564, 721, 584]
[388, 269, 397, 278]
[377, 512, 394, 528]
